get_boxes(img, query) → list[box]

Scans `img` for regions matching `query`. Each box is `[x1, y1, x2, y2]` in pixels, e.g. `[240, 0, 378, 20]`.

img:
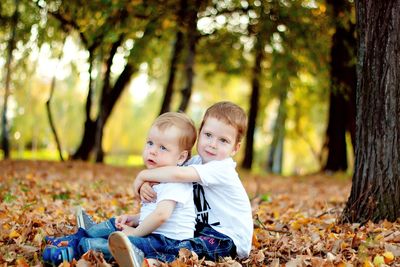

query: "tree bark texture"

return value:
[341, 0, 400, 223]
[323, 0, 356, 172]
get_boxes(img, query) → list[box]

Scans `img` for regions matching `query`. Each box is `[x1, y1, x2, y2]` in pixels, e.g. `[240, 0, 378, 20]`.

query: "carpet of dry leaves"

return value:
[1, 160, 400, 267]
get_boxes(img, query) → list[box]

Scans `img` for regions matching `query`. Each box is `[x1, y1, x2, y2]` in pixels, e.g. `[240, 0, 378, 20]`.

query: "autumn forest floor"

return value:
[0, 160, 399, 266]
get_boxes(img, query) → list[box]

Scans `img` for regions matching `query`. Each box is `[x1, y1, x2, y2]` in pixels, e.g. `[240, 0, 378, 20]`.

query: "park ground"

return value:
[0, 160, 399, 266]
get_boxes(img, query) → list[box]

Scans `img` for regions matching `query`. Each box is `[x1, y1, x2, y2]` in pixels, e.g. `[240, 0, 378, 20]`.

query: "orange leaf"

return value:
[15, 257, 29, 267]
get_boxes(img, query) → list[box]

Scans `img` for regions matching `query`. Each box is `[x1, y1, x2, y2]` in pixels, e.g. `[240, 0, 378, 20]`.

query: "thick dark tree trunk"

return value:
[1, 0, 19, 159]
[323, 0, 356, 172]
[177, 0, 200, 112]
[159, 0, 186, 115]
[266, 90, 287, 174]
[341, 0, 400, 223]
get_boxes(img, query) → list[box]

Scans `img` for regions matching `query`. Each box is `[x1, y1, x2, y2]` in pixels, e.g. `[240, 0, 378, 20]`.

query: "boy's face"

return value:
[197, 117, 240, 163]
[143, 125, 188, 169]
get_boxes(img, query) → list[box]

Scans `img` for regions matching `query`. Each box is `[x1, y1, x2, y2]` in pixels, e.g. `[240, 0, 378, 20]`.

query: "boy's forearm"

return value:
[129, 200, 175, 237]
[139, 166, 200, 184]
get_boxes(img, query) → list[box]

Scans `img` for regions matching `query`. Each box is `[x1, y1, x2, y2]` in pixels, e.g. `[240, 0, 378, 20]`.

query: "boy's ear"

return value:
[178, 150, 189, 165]
[230, 142, 241, 157]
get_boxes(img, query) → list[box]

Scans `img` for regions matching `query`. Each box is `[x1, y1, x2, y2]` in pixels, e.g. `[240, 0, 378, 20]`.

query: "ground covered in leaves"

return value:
[1, 160, 400, 266]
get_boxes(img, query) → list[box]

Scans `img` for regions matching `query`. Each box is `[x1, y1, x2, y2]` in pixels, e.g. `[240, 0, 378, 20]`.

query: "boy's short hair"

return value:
[200, 101, 248, 144]
[152, 112, 197, 157]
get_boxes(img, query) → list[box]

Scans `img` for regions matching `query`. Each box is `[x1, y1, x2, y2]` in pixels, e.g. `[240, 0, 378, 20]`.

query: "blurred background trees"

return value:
[0, 0, 356, 175]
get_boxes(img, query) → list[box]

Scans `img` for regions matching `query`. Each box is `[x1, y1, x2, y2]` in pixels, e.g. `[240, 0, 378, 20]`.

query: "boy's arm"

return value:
[134, 166, 200, 195]
[121, 200, 176, 237]
[115, 214, 140, 229]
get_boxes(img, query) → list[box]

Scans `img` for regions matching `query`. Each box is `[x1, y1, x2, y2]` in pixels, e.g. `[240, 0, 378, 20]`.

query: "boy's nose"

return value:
[149, 147, 157, 155]
[209, 139, 217, 148]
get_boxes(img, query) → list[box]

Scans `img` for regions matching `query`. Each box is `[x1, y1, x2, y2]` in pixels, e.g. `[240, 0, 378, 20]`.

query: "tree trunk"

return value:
[323, 91, 349, 171]
[242, 5, 267, 169]
[341, 0, 400, 223]
[266, 90, 287, 174]
[159, 0, 186, 115]
[73, 18, 158, 162]
[46, 39, 66, 161]
[177, 0, 200, 112]
[323, 0, 356, 172]
[94, 36, 123, 162]
[1, 0, 19, 159]
[71, 49, 96, 160]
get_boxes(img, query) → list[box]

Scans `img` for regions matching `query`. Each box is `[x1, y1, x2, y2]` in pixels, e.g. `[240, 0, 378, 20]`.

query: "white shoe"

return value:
[108, 231, 144, 267]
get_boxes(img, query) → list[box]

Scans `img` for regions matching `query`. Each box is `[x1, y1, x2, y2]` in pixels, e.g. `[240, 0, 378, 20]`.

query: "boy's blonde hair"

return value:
[200, 101, 248, 144]
[152, 112, 197, 158]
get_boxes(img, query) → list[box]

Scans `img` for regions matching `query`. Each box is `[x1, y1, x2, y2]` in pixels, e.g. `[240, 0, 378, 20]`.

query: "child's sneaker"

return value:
[45, 227, 87, 249]
[75, 206, 96, 230]
[42, 245, 75, 266]
[109, 231, 144, 267]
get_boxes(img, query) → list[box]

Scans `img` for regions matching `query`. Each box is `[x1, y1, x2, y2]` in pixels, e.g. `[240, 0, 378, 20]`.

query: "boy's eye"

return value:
[160, 145, 168, 151]
[205, 132, 211, 137]
[220, 138, 229, 144]
[147, 141, 153, 146]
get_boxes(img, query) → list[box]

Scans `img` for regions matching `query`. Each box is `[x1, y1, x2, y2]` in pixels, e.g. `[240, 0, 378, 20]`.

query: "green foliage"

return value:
[0, 0, 351, 174]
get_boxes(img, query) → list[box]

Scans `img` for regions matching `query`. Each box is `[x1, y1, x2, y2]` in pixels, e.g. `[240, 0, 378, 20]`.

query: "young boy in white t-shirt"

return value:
[43, 112, 197, 266]
[114, 101, 253, 265]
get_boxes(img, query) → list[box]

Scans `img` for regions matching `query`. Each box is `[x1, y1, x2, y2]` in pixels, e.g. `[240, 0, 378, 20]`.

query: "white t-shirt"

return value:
[139, 182, 195, 240]
[187, 155, 253, 258]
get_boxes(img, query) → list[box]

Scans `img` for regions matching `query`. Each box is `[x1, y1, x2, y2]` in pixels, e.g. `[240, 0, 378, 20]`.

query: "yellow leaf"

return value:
[383, 251, 394, 263]
[36, 206, 45, 213]
[9, 230, 20, 239]
[363, 260, 373, 267]
[273, 210, 280, 219]
[374, 234, 384, 241]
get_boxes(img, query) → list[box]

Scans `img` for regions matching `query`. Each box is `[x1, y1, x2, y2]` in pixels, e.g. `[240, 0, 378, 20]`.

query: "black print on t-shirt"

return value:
[193, 183, 210, 224]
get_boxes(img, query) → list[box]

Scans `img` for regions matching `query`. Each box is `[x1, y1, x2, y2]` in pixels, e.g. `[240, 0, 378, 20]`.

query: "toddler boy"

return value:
[43, 112, 197, 266]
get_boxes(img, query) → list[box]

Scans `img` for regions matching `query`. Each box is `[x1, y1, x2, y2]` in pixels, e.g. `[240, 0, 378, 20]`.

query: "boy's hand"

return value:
[140, 182, 157, 203]
[133, 171, 145, 195]
[120, 225, 138, 237]
[115, 214, 137, 230]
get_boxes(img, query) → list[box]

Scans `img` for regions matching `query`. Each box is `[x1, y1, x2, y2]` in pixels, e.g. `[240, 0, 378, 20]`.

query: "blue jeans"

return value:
[77, 218, 118, 260]
[77, 219, 236, 262]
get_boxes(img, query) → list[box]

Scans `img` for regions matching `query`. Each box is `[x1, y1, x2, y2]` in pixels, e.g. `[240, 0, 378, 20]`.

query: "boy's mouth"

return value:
[204, 151, 216, 157]
[147, 159, 157, 165]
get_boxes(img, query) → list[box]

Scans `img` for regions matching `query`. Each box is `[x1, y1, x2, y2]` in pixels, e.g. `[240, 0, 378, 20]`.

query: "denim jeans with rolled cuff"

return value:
[77, 219, 236, 263]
